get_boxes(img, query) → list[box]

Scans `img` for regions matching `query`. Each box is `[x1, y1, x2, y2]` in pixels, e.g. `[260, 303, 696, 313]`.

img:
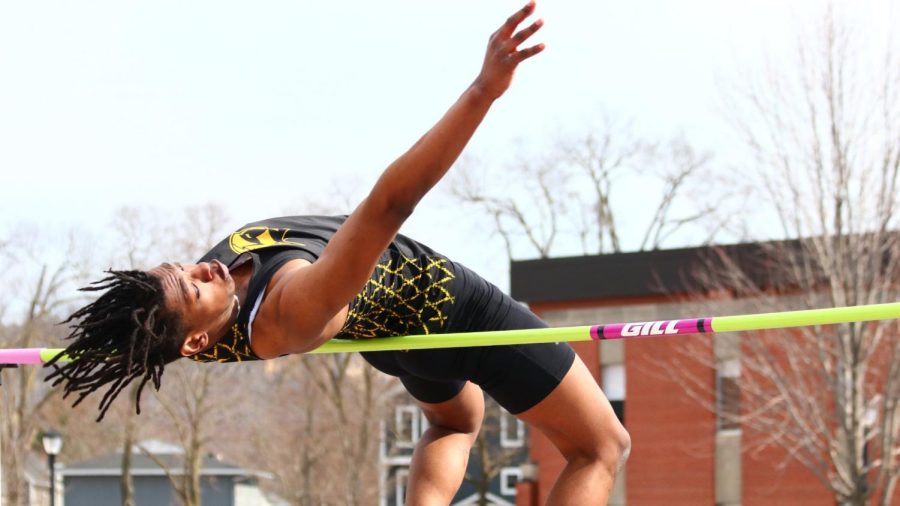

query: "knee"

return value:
[598, 426, 630, 475]
[571, 425, 631, 476]
[614, 428, 632, 471]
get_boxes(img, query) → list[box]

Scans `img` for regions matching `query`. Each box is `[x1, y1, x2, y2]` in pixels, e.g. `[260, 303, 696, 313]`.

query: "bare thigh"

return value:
[415, 380, 485, 434]
[516, 355, 627, 460]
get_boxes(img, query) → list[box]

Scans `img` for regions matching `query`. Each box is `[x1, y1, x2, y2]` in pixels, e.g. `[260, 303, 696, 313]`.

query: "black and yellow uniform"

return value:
[192, 215, 575, 414]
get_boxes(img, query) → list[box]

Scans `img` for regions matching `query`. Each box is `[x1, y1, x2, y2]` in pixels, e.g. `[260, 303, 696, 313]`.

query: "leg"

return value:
[516, 356, 631, 505]
[405, 381, 485, 506]
[439, 265, 630, 503]
[359, 350, 483, 504]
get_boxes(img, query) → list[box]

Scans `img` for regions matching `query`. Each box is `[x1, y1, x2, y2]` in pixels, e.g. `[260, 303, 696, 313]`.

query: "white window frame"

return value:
[394, 468, 409, 506]
[500, 412, 525, 448]
[500, 467, 523, 496]
[394, 405, 421, 449]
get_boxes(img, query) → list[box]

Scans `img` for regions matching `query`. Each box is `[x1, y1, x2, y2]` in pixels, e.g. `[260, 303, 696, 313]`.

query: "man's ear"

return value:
[180, 332, 209, 357]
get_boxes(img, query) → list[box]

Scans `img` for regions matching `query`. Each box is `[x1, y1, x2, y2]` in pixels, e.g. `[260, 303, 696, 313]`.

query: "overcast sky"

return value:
[1, 0, 896, 290]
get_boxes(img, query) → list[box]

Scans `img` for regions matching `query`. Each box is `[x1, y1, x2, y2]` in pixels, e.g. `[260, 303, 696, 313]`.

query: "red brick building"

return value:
[508, 243, 839, 506]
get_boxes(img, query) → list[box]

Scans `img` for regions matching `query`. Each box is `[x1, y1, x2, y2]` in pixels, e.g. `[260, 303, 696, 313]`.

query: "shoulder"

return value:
[248, 258, 348, 358]
[247, 258, 310, 359]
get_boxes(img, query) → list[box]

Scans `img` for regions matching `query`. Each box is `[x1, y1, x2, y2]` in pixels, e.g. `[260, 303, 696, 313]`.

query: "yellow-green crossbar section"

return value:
[22, 301, 900, 363]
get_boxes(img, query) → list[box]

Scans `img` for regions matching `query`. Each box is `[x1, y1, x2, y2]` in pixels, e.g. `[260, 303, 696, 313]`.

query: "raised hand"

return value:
[474, 1, 545, 101]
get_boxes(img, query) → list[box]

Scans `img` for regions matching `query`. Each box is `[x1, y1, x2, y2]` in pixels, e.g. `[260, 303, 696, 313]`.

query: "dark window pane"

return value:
[716, 375, 740, 431]
[610, 399, 625, 425]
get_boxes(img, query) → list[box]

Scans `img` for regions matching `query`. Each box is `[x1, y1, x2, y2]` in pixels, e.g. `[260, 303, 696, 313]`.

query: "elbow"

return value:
[387, 198, 416, 221]
[366, 189, 417, 224]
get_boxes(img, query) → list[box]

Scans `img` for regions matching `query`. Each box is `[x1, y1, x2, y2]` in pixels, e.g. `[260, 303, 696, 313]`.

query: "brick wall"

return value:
[624, 336, 716, 505]
[520, 297, 837, 506]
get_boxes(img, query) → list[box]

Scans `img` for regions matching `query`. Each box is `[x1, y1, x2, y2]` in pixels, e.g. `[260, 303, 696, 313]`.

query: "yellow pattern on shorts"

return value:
[337, 255, 456, 339]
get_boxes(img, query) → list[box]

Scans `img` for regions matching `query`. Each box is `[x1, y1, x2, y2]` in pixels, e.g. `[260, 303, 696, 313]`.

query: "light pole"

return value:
[41, 431, 63, 506]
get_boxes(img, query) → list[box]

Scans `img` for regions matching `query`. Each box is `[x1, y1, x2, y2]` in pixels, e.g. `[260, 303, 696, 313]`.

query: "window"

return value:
[602, 364, 626, 425]
[716, 359, 741, 432]
[394, 405, 422, 448]
[393, 469, 409, 506]
[500, 411, 526, 448]
[500, 467, 523, 496]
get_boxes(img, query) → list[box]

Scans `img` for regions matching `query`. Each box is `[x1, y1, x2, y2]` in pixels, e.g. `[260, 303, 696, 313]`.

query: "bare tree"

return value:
[636, 138, 723, 251]
[170, 204, 235, 261]
[117, 387, 139, 506]
[242, 356, 332, 506]
[132, 203, 236, 506]
[450, 119, 720, 258]
[0, 214, 185, 506]
[299, 353, 394, 505]
[228, 352, 397, 506]
[675, 4, 900, 504]
[0, 232, 82, 505]
[146, 362, 226, 506]
[108, 206, 165, 269]
[107, 205, 173, 506]
[0, 204, 249, 506]
[452, 151, 574, 259]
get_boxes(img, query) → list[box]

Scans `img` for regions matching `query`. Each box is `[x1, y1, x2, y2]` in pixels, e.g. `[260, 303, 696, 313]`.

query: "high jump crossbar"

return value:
[1, 302, 899, 364]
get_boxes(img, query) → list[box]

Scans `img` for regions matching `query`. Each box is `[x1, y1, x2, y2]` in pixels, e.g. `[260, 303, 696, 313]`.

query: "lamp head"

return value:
[41, 431, 63, 456]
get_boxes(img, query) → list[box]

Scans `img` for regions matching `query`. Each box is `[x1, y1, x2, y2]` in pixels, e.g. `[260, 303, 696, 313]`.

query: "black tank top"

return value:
[188, 216, 456, 363]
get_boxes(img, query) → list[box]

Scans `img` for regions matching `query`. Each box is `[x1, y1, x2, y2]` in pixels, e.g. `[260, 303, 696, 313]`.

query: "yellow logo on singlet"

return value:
[228, 227, 306, 254]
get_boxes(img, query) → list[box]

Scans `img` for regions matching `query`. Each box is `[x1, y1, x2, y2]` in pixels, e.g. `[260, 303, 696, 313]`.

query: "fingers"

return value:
[475, 0, 544, 98]
[494, 2, 543, 60]
[503, 17, 544, 64]
[511, 43, 545, 64]
[499, 1, 537, 39]
[509, 18, 543, 50]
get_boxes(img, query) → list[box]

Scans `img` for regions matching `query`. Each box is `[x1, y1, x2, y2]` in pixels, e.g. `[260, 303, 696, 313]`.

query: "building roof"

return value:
[135, 439, 183, 455]
[510, 239, 801, 303]
[61, 441, 256, 478]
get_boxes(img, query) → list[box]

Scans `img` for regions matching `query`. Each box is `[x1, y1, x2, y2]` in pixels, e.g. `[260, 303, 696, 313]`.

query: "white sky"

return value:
[0, 0, 896, 290]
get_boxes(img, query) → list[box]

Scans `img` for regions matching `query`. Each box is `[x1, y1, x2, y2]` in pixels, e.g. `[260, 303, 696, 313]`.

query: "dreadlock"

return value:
[46, 269, 185, 421]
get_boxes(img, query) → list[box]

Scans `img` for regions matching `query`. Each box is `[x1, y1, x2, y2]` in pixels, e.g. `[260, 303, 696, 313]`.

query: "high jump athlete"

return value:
[50, 3, 630, 504]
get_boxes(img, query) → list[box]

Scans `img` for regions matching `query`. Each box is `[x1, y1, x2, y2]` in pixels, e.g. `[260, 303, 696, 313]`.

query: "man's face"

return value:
[150, 260, 237, 355]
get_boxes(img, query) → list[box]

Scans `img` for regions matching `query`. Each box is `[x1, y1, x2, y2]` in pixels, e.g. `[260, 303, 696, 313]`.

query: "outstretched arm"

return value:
[361, 2, 544, 219]
[265, 2, 545, 353]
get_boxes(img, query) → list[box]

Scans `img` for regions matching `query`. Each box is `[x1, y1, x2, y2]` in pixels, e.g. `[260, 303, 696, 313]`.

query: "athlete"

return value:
[49, 3, 630, 504]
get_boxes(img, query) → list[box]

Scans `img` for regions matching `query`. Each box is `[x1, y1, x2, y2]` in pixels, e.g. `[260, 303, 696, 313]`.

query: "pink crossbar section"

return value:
[590, 318, 711, 340]
[0, 348, 44, 365]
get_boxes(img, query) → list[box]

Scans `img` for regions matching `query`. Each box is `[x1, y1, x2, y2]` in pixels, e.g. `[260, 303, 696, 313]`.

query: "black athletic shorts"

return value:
[360, 261, 576, 414]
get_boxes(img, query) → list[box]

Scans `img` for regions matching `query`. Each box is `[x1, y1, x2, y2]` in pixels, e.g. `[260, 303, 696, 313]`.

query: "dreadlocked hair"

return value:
[46, 269, 185, 421]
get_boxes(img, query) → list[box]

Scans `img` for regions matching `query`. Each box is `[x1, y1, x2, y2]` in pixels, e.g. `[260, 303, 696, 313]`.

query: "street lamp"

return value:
[41, 431, 63, 506]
